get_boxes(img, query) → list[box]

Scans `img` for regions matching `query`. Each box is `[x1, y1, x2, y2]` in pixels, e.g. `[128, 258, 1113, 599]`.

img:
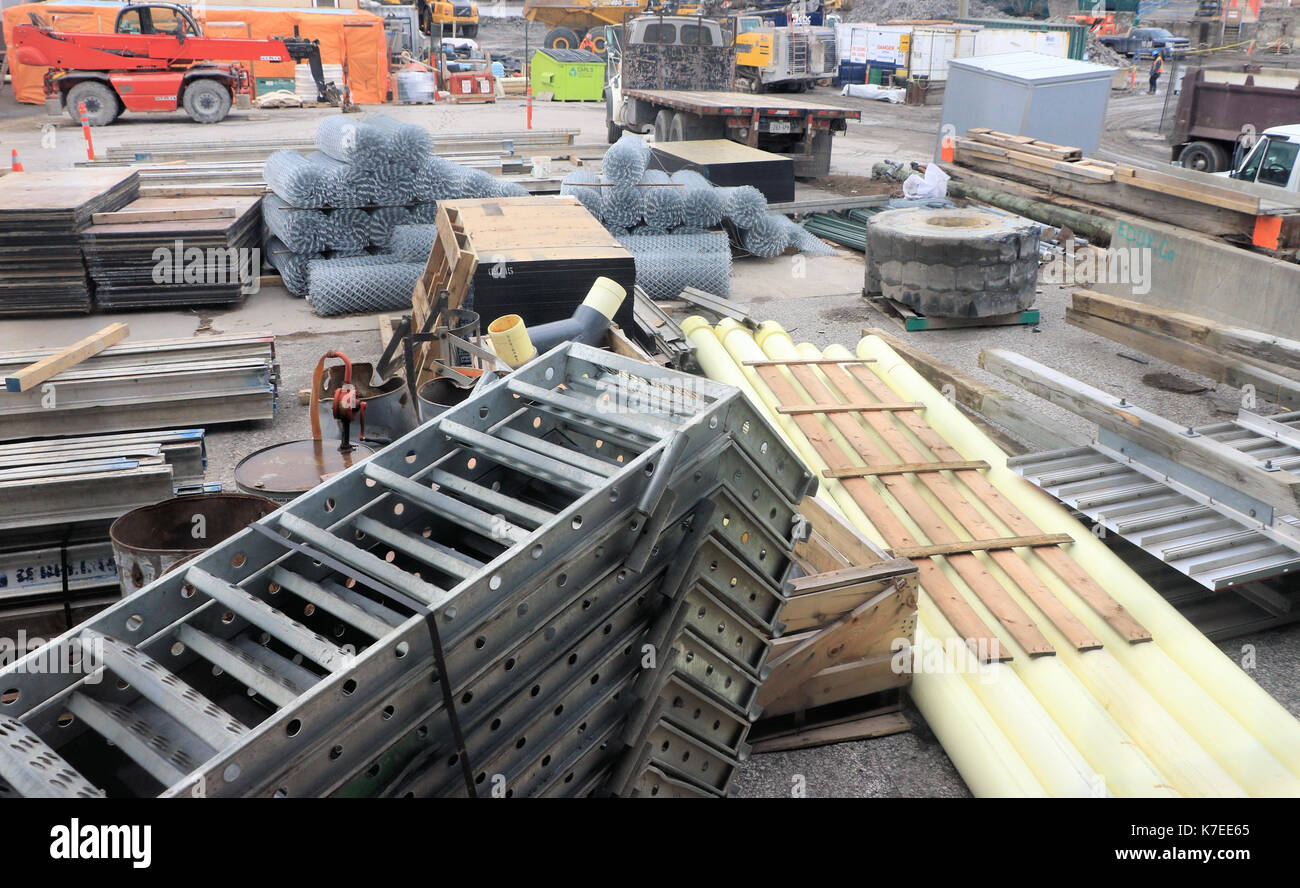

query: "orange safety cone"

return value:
[10, 149, 23, 172]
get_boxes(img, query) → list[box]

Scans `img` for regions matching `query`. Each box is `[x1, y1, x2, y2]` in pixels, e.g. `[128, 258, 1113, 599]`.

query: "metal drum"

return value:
[109, 493, 278, 596]
[314, 361, 418, 444]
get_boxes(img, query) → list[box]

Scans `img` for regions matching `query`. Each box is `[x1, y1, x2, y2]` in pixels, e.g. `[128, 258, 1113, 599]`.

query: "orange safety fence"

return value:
[2, 1, 390, 105]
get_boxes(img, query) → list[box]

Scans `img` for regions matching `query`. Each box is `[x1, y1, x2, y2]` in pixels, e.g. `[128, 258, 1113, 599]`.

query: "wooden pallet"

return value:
[873, 296, 1039, 332]
[411, 204, 477, 371]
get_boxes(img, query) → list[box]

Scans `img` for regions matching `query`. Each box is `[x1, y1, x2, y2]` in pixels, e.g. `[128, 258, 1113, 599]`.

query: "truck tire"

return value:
[669, 112, 724, 141]
[544, 27, 580, 50]
[1178, 140, 1228, 173]
[605, 90, 622, 144]
[866, 208, 1040, 318]
[183, 80, 232, 124]
[653, 109, 675, 142]
[65, 81, 119, 127]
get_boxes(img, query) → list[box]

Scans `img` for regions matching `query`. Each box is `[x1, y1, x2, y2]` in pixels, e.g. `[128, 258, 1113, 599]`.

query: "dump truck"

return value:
[604, 13, 858, 177]
[1168, 65, 1300, 173]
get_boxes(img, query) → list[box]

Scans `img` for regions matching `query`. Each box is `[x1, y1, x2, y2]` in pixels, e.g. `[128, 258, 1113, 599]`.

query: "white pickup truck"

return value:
[1223, 124, 1300, 193]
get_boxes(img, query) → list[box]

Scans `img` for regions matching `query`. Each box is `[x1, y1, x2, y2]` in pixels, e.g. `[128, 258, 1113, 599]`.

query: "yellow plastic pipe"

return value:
[708, 322, 1141, 796]
[755, 328, 1198, 796]
[486, 314, 536, 367]
[855, 333, 1300, 792]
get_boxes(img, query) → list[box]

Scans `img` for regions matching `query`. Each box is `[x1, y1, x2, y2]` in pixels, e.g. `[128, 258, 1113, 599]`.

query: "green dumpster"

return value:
[530, 48, 606, 102]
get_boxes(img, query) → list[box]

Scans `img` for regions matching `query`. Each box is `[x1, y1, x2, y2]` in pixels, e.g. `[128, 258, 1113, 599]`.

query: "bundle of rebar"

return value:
[0, 343, 813, 798]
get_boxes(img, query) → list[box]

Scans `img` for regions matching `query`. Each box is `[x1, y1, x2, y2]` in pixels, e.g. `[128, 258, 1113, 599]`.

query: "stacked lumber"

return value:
[1067, 290, 1300, 410]
[439, 196, 638, 334]
[749, 496, 919, 751]
[957, 129, 1117, 183]
[0, 169, 139, 315]
[81, 196, 262, 309]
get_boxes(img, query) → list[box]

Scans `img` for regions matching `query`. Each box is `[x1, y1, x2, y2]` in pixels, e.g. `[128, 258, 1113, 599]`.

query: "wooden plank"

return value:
[752, 363, 1008, 660]
[778, 401, 924, 415]
[1072, 289, 1300, 376]
[760, 658, 908, 719]
[3, 323, 128, 392]
[825, 459, 990, 478]
[863, 327, 1080, 454]
[892, 533, 1074, 559]
[758, 583, 914, 707]
[966, 129, 1083, 161]
[796, 494, 889, 568]
[831, 358, 1144, 645]
[777, 359, 1059, 658]
[91, 206, 236, 225]
[1065, 308, 1300, 412]
[980, 347, 1300, 519]
[750, 709, 910, 753]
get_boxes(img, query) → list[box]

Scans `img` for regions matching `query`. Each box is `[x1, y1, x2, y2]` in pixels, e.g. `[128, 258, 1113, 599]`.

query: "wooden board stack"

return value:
[956, 128, 1117, 183]
[440, 196, 638, 336]
[0, 169, 139, 316]
[80, 196, 262, 310]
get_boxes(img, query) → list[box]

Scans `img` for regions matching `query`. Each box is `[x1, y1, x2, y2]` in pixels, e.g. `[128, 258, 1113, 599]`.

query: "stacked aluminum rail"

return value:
[0, 343, 814, 798]
[0, 334, 277, 441]
[1010, 410, 1300, 591]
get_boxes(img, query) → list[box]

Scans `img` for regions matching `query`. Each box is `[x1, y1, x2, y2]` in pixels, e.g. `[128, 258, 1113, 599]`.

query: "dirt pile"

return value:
[1085, 32, 1128, 67]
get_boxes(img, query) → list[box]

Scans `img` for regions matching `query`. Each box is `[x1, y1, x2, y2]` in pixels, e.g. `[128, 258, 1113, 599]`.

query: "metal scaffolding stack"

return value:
[0, 343, 814, 798]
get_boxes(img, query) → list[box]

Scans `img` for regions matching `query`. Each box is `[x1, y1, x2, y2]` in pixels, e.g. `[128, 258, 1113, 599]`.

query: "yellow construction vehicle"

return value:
[388, 0, 478, 40]
[733, 10, 835, 93]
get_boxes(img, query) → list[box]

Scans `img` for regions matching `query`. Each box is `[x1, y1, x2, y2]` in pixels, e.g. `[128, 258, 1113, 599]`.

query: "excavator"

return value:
[10, 2, 340, 126]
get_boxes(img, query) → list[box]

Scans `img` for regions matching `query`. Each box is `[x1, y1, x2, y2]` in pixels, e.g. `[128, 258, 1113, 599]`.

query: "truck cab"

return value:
[1226, 125, 1300, 192]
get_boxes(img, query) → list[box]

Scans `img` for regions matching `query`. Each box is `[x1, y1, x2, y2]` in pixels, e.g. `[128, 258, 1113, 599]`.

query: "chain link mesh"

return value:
[602, 132, 652, 186]
[307, 257, 425, 316]
[619, 232, 732, 301]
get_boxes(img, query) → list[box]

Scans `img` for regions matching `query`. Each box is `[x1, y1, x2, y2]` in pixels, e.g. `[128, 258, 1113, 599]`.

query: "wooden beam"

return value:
[892, 533, 1073, 559]
[1064, 308, 1300, 411]
[777, 401, 924, 415]
[863, 327, 1083, 454]
[91, 206, 236, 225]
[1072, 290, 1300, 377]
[825, 459, 990, 478]
[3, 323, 128, 392]
[980, 347, 1300, 518]
[750, 708, 910, 753]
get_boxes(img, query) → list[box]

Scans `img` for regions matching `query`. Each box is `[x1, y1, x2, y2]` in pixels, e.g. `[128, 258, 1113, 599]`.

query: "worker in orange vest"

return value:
[1148, 49, 1165, 95]
[579, 32, 597, 53]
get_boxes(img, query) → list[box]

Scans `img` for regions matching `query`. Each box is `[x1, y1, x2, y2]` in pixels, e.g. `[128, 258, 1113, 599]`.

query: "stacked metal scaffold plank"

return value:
[0, 333, 277, 441]
[0, 343, 814, 798]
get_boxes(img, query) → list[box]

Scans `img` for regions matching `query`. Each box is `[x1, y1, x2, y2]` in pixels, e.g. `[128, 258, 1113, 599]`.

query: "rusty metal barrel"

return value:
[109, 493, 278, 596]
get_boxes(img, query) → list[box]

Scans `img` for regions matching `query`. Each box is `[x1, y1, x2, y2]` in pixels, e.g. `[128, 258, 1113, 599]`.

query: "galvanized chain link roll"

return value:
[600, 184, 645, 230]
[561, 168, 605, 219]
[671, 169, 724, 229]
[619, 232, 732, 301]
[721, 185, 767, 229]
[307, 257, 426, 315]
[602, 132, 652, 186]
[387, 224, 437, 262]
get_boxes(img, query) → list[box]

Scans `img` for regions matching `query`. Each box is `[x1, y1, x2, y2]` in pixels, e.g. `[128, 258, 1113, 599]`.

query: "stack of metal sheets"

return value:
[0, 343, 813, 798]
[0, 333, 277, 441]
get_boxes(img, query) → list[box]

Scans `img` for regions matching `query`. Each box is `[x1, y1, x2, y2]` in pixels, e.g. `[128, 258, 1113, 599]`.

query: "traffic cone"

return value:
[10, 149, 23, 172]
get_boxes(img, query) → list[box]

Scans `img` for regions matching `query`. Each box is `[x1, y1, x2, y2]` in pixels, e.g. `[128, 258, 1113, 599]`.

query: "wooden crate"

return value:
[410, 204, 477, 370]
[757, 495, 919, 732]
